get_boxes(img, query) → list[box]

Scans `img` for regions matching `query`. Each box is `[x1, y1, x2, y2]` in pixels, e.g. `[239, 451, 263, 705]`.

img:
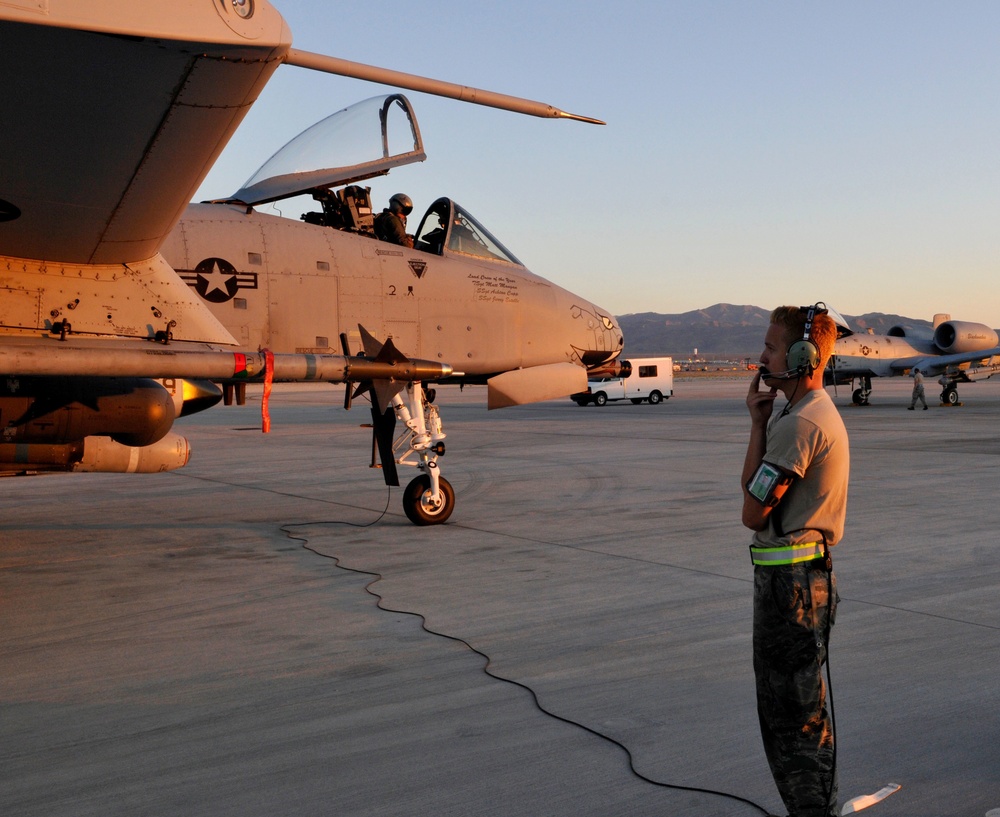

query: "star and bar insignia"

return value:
[178, 257, 258, 303]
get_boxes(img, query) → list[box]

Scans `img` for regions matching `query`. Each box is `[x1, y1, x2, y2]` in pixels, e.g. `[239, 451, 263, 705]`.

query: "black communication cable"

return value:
[284, 514, 774, 817]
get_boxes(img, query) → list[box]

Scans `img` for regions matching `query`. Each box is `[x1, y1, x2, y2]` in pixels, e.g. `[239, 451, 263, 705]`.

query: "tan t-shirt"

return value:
[752, 389, 850, 549]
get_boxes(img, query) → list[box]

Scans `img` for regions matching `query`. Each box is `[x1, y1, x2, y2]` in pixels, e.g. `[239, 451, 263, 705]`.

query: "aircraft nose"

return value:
[571, 306, 623, 366]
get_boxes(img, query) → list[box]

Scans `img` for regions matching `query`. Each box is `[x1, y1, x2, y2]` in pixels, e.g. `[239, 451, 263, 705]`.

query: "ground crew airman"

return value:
[908, 367, 927, 410]
[742, 304, 850, 817]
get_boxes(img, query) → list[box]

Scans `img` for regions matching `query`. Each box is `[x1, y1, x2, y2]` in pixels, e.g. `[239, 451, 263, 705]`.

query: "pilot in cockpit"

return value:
[374, 193, 415, 248]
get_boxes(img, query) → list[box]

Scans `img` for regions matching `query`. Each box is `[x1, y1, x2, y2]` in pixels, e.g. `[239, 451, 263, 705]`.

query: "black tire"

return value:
[943, 387, 959, 405]
[594, 392, 607, 406]
[852, 388, 866, 406]
[574, 399, 589, 407]
[648, 391, 662, 405]
[630, 398, 643, 404]
[403, 474, 455, 525]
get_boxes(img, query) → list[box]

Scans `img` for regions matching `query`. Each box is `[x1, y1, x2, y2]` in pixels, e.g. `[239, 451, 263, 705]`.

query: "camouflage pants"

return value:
[753, 562, 838, 817]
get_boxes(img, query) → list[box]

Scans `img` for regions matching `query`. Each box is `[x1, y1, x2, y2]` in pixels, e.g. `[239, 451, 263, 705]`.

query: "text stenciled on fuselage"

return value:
[467, 272, 520, 303]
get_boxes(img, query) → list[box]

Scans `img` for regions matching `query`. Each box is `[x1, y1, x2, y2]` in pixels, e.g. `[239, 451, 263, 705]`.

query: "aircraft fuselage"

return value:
[163, 203, 622, 382]
[828, 333, 934, 380]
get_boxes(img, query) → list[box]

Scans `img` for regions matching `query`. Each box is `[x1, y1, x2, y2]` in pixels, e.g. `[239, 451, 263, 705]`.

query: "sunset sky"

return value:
[198, 1, 1000, 325]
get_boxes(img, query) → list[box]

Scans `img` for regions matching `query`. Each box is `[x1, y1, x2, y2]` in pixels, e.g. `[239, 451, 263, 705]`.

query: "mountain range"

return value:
[617, 303, 934, 358]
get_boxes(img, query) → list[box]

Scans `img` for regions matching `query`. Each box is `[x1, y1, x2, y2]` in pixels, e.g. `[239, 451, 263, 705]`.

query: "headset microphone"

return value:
[759, 365, 804, 381]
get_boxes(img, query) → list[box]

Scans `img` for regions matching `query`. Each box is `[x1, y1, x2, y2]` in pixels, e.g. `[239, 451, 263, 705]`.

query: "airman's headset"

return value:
[768, 302, 828, 380]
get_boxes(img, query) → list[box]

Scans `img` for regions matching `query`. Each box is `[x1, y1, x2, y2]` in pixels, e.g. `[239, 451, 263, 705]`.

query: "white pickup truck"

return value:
[571, 357, 674, 406]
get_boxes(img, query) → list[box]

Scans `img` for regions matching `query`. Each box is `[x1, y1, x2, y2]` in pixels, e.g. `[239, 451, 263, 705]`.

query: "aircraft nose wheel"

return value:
[403, 474, 455, 525]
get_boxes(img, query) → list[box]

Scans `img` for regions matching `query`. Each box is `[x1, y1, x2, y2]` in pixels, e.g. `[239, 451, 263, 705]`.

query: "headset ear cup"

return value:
[787, 340, 819, 373]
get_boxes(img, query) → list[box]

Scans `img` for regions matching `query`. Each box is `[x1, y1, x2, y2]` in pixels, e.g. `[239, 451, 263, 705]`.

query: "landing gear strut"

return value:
[852, 376, 872, 406]
[390, 382, 454, 525]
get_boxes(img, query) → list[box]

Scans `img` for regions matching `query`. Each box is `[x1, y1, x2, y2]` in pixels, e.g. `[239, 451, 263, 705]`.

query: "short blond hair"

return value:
[770, 305, 837, 369]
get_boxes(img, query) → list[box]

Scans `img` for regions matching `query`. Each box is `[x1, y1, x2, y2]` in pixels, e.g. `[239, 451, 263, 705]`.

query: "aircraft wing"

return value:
[0, 3, 291, 266]
[888, 355, 930, 374]
[902, 349, 1000, 378]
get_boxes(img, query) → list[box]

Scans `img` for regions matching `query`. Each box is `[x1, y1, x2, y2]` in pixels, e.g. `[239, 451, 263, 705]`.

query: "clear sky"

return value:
[196, 1, 1000, 325]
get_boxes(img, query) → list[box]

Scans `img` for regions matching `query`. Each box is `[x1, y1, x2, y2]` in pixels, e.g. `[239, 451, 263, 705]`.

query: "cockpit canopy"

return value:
[230, 94, 425, 206]
[223, 94, 522, 266]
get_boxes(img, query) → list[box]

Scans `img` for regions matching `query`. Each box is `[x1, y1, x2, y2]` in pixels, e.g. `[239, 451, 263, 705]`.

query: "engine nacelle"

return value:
[933, 321, 999, 354]
[0, 377, 175, 447]
[0, 433, 191, 474]
[887, 324, 933, 341]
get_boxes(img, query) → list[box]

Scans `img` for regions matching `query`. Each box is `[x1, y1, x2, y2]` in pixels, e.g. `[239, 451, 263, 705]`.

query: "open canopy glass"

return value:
[230, 94, 425, 206]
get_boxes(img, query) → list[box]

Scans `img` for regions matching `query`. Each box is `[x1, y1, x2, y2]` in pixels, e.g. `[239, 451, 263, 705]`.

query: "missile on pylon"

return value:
[0, 341, 453, 384]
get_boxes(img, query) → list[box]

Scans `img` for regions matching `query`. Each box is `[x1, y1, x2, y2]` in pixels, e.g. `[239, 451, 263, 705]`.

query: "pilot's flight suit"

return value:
[374, 209, 408, 245]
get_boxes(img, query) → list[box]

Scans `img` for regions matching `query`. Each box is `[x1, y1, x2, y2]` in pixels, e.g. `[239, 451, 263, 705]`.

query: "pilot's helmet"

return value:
[389, 193, 413, 216]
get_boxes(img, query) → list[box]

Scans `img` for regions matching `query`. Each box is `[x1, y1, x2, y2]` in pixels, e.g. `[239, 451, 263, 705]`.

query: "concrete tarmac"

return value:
[2, 377, 998, 816]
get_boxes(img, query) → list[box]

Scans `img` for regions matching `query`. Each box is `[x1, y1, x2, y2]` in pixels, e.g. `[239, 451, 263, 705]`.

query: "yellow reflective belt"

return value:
[749, 542, 824, 566]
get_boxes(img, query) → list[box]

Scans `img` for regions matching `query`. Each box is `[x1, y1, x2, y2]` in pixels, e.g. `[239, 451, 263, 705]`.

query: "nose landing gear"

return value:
[851, 376, 872, 406]
[391, 382, 454, 525]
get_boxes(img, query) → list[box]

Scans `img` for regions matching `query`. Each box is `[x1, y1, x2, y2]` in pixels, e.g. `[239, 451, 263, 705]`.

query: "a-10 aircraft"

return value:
[0, 1, 621, 525]
[827, 313, 1000, 406]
